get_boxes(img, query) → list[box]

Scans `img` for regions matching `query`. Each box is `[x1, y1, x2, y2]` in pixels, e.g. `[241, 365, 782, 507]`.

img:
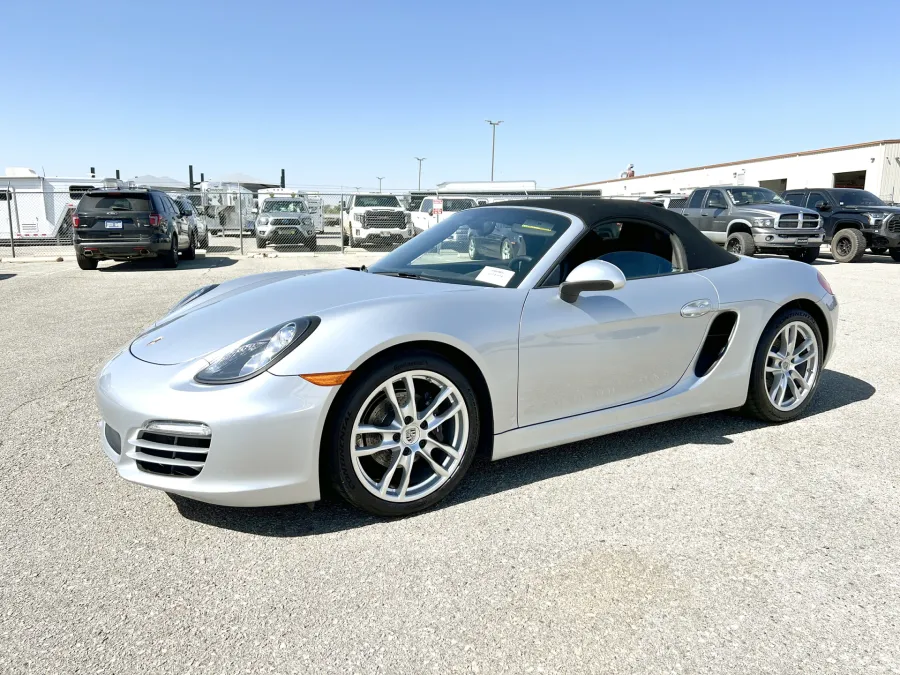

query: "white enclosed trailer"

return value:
[1, 168, 123, 243]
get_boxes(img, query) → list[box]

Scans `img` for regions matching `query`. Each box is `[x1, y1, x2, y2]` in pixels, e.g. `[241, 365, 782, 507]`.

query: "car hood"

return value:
[838, 205, 900, 214]
[738, 204, 818, 216]
[131, 269, 471, 365]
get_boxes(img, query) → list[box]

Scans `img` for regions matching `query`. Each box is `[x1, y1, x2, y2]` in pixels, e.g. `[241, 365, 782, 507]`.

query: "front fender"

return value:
[726, 219, 753, 235]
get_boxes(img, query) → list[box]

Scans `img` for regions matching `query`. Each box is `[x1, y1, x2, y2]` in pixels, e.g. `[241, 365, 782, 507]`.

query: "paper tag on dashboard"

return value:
[475, 266, 515, 287]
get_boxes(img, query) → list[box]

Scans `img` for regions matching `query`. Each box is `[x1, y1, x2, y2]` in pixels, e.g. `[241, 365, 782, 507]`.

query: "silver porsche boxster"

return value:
[96, 199, 838, 516]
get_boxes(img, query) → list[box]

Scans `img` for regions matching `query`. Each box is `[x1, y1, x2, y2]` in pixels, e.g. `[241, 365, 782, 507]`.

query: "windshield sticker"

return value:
[476, 266, 515, 287]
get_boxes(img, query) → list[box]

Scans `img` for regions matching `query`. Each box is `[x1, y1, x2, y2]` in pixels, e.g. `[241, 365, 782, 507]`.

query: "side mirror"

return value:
[251, 207, 259, 214]
[560, 260, 626, 303]
[815, 201, 830, 211]
[708, 200, 726, 209]
[427, 209, 434, 216]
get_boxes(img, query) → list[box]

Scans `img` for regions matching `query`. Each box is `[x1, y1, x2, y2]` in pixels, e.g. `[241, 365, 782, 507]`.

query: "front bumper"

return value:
[753, 228, 824, 248]
[353, 228, 414, 242]
[257, 226, 316, 243]
[96, 350, 332, 506]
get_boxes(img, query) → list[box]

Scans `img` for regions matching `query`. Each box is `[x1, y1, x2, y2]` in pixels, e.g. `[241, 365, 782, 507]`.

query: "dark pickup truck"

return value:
[782, 188, 900, 263]
[673, 186, 824, 263]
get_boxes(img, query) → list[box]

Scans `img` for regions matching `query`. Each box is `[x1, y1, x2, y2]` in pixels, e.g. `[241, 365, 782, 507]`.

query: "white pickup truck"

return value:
[409, 195, 479, 234]
[340, 194, 413, 247]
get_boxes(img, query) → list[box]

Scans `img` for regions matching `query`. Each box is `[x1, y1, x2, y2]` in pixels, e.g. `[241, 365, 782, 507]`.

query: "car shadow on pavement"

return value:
[0, 273, 16, 281]
[98, 257, 238, 272]
[170, 369, 874, 537]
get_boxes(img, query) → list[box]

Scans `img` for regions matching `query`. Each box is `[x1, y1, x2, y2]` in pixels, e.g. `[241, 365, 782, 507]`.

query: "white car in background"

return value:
[410, 195, 479, 234]
[340, 194, 413, 248]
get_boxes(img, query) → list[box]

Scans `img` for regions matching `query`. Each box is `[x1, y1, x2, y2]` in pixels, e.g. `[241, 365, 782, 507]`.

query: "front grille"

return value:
[362, 210, 405, 229]
[887, 215, 900, 233]
[128, 426, 211, 478]
[777, 213, 820, 229]
[270, 218, 302, 227]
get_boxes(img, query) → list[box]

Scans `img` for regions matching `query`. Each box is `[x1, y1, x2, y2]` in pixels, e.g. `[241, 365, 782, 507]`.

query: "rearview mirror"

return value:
[560, 260, 626, 303]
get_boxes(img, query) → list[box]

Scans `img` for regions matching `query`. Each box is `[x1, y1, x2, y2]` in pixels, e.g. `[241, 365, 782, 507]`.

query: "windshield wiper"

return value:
[372, 271, 443, 282]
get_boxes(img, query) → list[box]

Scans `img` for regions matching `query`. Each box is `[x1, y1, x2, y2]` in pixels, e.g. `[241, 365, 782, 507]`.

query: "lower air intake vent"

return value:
[694, 311, 738, 378]
[127, 421, 211, 478]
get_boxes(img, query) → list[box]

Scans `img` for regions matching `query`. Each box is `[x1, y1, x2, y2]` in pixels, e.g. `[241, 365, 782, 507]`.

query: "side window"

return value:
[687, 190, 707, 209]
[551, 219, 679, 283]
[704, 190, 727, 209]
[421, 198, 432, 212]
[806, 192, 828, 209]
[783, 192, 805, 207]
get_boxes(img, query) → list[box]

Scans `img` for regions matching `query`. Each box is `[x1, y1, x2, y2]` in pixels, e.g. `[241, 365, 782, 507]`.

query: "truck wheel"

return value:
[76, 251, 98, 270]
[256, 236, 267, 249]
[349, 231, 357, 248]
[830, 229, 866, 263]
[307, 237, 317, 252]
[870, 247, 887, 255]
[342, 229, 349, 246]
[889, 248, 900, 262]
[726, 232, 756, 257]
[788, 246, 820, 264]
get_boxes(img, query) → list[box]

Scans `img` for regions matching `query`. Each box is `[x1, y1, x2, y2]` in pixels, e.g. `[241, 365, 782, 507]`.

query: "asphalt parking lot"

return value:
[1, 252, 898, 674]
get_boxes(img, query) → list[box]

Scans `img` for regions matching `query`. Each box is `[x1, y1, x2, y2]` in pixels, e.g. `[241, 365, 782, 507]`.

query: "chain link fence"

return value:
[1, 186, 605, 260]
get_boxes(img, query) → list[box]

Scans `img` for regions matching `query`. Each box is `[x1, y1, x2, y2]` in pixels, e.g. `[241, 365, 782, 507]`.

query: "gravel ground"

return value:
[0, 252, 898, 675]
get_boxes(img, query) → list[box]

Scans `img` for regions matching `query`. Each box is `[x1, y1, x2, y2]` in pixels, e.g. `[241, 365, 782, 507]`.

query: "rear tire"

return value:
[76, 252, 98, 270]
[326, 351, 481, 517]
[788, 246, 820, 264]
[742, 308, 823, 423]
[182, 231, 196, 260]
[726, 231, 756, 257]
[162, 236, 178, 268]
[890, 248, 900, 262]
[830, 228, 866, 263]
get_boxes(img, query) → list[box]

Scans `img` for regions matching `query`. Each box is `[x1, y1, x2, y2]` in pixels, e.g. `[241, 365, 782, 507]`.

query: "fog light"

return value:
[766, 235, 774, 242]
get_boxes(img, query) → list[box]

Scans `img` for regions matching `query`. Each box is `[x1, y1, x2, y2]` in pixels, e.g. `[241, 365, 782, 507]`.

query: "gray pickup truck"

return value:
[673, 186, 824, 263]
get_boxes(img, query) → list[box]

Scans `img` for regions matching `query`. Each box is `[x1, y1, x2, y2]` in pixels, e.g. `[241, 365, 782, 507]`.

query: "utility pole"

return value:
[376, 176, 385, 193]
[280, 169, 285, 188]
[485, 120, 503, 181]
[414, 157, 426, 190]
[188, 165, 194, 190]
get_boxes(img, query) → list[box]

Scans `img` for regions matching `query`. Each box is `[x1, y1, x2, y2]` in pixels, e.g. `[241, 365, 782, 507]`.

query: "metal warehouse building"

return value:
[559, 140, 900, 203]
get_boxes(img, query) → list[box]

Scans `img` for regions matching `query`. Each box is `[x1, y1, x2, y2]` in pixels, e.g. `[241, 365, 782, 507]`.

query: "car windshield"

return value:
[367, 207, 572, 288]
[78, 193, 151, 212]
[355, 195, 400, 208]
[263, 200, 307, 213]
[832, 189, 885, 207]
[439, 199, 477, 212]
[726, 188, 785, 206]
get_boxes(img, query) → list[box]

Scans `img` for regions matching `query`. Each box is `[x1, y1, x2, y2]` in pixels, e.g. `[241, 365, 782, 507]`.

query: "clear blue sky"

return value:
[2, 0, 898, 191]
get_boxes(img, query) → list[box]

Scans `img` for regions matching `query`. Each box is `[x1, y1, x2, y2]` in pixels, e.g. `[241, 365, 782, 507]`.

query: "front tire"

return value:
[307, 237, 317, 252]
[889, 248, 900, 262]
[788, 246, 820, 264]
[256, 236, 267, 249]
[326, 351, 481, 517]
[830, 228, 866, 263]
[742, 308, 823, 423]
[726, 231, 756, 257]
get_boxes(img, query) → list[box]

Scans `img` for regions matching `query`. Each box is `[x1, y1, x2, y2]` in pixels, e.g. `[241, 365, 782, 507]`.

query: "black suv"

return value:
[782, 188, 900, 263]
[72, 189, 198, 270]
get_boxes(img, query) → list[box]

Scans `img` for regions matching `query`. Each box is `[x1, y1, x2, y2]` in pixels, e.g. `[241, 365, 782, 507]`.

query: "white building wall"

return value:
[562, 143, 900, 200]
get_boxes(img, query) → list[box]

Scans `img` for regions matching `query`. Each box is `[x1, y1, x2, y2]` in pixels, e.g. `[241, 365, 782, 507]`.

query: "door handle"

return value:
[681, 299, 712, 318]
[701, 213, 710, 216]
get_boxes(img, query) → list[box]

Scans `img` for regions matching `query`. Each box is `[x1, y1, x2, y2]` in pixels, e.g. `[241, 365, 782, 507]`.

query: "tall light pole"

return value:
[414, 157, 426, 190]
[376, 176, 385, 193]
[485, 120, 503, 181]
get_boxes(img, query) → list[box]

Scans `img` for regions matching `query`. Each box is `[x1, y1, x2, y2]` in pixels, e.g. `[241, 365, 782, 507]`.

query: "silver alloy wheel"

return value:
[501, 239, 512, 260]
[765, 320, 819, 411]
[727, 237, 742, 254]
[468, 237, 477, 259]
[350, 370, 470, 503]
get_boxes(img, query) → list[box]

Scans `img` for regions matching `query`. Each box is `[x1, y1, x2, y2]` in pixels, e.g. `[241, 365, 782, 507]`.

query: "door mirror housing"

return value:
[559, 260, 626, 303]
[707, 199, 727, 209]
[815, 201, 830, 211]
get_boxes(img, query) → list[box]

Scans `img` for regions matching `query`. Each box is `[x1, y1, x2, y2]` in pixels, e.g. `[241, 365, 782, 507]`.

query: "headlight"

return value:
[753, 217, 774, 228]
[353, 213, 364, 223]
[168, 284, 219, 315]
[195, 317, 318, 384]
[302, 217, 313, 226]
[866, 213, 888, 226]
[257, 217, 270, 226]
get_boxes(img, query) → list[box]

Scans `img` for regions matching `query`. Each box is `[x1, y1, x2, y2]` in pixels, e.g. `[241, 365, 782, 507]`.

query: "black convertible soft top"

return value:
[486, 198, 737, 271]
